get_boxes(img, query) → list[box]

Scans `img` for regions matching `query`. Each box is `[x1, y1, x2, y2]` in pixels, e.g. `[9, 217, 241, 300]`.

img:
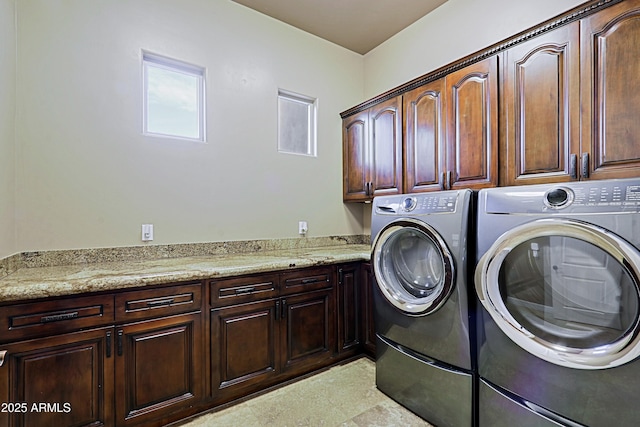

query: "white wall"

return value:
[0, 0, 16, 259]
[6, 0, 596, 254]
[15, 0, 364, 251]
[363, 0, 586, 98]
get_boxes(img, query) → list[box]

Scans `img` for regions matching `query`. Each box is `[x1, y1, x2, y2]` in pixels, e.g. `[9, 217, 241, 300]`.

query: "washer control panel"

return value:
[376, 193, 458, 215]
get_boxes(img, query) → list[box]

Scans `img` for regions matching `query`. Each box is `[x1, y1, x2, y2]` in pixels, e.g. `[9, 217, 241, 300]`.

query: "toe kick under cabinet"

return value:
[209, 266, 340, 406]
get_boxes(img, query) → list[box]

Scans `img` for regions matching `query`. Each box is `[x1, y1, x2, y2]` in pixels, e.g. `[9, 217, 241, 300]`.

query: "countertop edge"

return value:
[0, 245, 372, 303]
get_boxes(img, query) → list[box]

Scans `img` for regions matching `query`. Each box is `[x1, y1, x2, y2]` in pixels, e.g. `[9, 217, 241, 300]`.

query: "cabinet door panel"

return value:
[116, 313, 203, 427]
[369, 97, 403, 197]
[211, 299, 279, 403]
[342, 111, 369, 201]
[281, 289, 335, 375]
[404, 79, 446, 193]
[503, 23, 580, 185]
[446, 56, 498, 190]
[337, 264, 360, 355]
[0, 328, 113, 427]
[581, 0, 640, 179]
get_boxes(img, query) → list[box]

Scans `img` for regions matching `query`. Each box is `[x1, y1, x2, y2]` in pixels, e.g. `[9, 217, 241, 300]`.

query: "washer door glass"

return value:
[373, 219, 455, 315]
[476, 218, 640, 369]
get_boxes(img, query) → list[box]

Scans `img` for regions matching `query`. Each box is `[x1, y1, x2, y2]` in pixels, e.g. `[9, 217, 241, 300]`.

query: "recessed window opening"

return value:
[278, 89, 317, 156]
[143, 52, 205, 142]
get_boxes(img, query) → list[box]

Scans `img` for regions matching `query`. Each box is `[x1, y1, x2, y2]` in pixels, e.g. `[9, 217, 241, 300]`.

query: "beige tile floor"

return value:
[178, 357, 433, 426]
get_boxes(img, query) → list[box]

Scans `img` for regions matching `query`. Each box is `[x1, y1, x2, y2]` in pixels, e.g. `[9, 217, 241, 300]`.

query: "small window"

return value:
[143, 52, 205, 141]
[278, 89, 317, 156]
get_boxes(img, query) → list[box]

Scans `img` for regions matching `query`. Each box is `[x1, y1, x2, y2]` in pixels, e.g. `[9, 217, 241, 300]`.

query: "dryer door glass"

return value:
[373, 220, 455, 315]
[476, 218, 640, 369]
[500, 236, 638, 349]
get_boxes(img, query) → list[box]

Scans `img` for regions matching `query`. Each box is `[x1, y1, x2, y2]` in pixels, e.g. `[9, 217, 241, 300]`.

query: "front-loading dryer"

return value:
[475, 178, 640, 426]
[372, 189, 475, 427]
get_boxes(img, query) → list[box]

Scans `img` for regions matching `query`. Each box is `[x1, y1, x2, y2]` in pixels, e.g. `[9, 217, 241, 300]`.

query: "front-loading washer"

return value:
[371, 189, 476, 427]
[474, 178, 640, 426]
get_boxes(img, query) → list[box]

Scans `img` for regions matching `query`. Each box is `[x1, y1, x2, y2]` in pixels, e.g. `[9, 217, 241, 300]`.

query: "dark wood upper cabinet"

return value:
[342, 110, 369, 201]
[369, 97, 403, 197]
[343, 97, 402, 202]
[343, 0, 640, 193]
[446, 56, 499, 190]
[404, 78, 446, 193]
[501, 22, 580, 186]
[403, 56, 498, 193]
[581, 0, 640, 180]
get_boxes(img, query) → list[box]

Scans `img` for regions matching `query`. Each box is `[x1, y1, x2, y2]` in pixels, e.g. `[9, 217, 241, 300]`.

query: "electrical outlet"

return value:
[141, 224, 154, 241]
[298, 221, 308, 235]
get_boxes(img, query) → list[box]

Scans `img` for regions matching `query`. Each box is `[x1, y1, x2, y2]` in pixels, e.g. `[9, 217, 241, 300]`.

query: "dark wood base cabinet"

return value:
[116, 312, 204, 427]
[0, 327, 115, 427]
[209, 267, 338, 406]
[0, 263, 369, 427]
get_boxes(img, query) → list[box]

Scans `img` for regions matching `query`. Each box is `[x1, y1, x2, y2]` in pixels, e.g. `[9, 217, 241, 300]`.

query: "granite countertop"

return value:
[0, 244, 371, 303]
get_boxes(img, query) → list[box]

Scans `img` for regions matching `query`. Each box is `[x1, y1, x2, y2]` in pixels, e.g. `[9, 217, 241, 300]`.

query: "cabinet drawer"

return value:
[0, 294, 115, 343]
[280, 267, 334, 296]
[210, 274, 279, 307]
[115, 282, 202, 322]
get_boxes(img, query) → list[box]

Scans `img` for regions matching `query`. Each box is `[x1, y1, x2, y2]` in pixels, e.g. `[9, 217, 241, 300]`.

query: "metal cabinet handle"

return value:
[581, 153, 589, 178]
[40, 311, 79, 323]
[146, 298, 174, 308]
[106, 331, 112, 358]
[0, 350, 6, 367]
[338, 269, 344, 284]
[281, 299, 287, 319]
[117, 330, 123, 356]
[569, 154, 578, 179]
[440, 173, 446, 191]
[446, 170, 452, 190]
[235, 287, 255, 295]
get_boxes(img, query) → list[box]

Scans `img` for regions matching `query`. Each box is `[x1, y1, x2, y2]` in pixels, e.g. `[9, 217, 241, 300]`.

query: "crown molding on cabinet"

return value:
[340, 0, 622, 118]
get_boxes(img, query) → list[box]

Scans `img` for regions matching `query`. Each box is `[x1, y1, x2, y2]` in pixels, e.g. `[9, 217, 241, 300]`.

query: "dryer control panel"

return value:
[484, 179, 640, 214]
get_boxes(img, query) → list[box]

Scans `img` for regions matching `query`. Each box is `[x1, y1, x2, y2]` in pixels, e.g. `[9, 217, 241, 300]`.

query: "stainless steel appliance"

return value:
[475, 178, 640, 426]
[372, 189, 475, 427]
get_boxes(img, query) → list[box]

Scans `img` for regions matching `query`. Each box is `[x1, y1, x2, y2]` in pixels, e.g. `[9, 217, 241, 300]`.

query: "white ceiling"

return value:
[231, 0, 449, 55]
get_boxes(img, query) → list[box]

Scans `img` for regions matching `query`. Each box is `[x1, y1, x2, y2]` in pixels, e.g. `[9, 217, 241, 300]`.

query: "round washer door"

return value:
[372, 218, 455, 315]
[475, 218, 640, 369]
